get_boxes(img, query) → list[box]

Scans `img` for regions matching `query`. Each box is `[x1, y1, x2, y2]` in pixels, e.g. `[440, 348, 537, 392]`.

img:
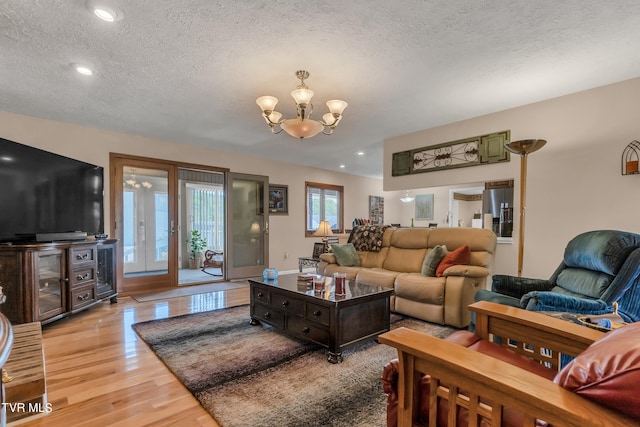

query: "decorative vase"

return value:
[263, 268, 278, 280]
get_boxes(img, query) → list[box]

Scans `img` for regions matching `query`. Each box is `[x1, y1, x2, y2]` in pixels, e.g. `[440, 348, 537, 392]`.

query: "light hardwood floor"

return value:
[14, 286, 250, 427]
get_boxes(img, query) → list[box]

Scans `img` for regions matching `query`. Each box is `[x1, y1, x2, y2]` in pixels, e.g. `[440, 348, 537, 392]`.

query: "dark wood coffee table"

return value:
[249, 274, 392, 363]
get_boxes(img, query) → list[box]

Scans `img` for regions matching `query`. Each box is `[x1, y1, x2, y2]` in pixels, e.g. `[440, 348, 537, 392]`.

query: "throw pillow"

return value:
[330, 243, 361, 267]
[435, 245, 471, 277]
[421, 245, 448, 277]
[554, 322, 640, 419]
[349, 225, 388, 252]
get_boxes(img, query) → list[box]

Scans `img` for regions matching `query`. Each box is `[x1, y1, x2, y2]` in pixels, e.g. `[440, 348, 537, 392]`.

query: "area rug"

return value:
[131, 282, 248, 302]
[132, 305, 457, 427]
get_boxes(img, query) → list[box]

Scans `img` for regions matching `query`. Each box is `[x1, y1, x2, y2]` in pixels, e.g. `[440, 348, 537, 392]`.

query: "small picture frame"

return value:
[268, 184, 288, 215]
[312, 242, 325, 259]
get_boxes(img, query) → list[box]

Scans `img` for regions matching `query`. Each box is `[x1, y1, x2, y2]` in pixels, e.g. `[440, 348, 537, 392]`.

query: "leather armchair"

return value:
[380, 301, 640, 426]
[475, 230, 640, 323]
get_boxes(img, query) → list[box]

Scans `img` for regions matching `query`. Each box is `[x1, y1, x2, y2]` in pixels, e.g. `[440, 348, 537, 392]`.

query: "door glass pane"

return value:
[232, 178, 264, 268]
[155, 193, 169, 262]
[179, 169, 225, 285]
[123, 167, 169, 276]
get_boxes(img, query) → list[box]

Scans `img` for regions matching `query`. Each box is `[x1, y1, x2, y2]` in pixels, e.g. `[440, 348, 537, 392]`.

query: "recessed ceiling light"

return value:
[73, 64, 94, 76]
[356, 151, 364, 156]
[339, 164, 345, 168]
[1, 156, 14, 162]
[87, 1, 123, 22]
[94, 8, 116, 21]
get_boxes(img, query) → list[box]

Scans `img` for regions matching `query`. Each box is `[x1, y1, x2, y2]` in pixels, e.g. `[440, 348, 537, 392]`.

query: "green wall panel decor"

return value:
[392, 130, 510, 176]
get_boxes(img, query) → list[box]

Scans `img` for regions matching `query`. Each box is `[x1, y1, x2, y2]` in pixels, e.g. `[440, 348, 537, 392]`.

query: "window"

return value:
[305, 182, 344, 236]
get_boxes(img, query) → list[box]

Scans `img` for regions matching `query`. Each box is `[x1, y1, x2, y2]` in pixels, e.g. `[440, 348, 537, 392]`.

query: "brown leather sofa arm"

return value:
[378, 327, 633, 427]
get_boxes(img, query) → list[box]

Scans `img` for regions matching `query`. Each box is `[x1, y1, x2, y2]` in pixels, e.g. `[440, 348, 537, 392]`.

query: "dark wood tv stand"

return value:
[0, 239, 118, 325]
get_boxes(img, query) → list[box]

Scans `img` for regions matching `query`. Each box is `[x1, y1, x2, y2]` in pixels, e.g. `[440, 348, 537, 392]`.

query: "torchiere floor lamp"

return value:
[504, 139, 547, 277]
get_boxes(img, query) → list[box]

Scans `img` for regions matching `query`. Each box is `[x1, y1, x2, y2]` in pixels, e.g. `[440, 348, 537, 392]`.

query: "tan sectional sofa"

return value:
[317, 227, 497, 328]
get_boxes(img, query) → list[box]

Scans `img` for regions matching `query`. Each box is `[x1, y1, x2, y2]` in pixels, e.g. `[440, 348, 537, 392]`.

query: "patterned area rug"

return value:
[132, 305, 457, 427]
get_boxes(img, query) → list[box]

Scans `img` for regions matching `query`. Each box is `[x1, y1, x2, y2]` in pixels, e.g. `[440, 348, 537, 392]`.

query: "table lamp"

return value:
[313, 220, 334, 251]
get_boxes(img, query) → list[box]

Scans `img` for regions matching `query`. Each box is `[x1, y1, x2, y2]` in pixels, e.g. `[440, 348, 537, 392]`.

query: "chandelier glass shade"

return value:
[256, 70, 348, 139]
[400, 191, 415, 203]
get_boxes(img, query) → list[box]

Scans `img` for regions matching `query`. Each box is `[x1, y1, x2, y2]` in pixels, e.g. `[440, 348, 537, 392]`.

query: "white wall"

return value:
[384, 77, 640, 279]
[0, 111, 405, 273]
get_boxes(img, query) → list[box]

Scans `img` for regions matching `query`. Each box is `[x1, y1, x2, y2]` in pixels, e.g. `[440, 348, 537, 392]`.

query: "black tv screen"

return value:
[0, 137, 104, 242]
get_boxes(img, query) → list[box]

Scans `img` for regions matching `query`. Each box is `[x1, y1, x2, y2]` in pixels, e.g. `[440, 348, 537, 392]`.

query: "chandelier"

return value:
[256, 70, 348, 140]
[400, 191, 415, 203]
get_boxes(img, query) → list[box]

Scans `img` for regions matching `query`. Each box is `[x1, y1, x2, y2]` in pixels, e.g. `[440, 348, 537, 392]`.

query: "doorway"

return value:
[225, 172, 269, 279]
[111, 156, 178, 293]
[178, 169, 225, 285]
[111, 154, 268, 293]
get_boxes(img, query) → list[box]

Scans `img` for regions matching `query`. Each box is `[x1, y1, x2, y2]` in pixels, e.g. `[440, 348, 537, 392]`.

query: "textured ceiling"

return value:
[2, 1, 640, 179]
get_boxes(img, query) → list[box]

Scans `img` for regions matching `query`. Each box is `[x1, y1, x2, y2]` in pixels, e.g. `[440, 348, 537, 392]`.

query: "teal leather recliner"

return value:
[474, 230, 640, 323]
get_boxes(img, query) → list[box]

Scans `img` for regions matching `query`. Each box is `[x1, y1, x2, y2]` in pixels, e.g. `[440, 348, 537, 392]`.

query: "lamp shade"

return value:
[268, 111, 282, 123]
[323, 112, 336, 126]
[504, 139, 547, 156]
[281, 117, 324, 139]
[326, 99, 348, 115]
[256, 95, 278, 112]
[400, 191, 415, 203]
[313, 220, 333, 237]
[291, 87, 314, 105]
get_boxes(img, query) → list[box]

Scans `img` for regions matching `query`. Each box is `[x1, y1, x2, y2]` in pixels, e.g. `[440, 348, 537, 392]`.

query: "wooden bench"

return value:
[3, 322, 46, 423]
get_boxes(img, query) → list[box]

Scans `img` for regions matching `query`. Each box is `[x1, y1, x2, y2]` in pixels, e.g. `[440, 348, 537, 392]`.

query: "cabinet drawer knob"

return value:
[77, 293, 90, 301]
[302, 326, 310, 333]
[76, 273, 90, 281]
[76, 253, 88, 260]
[313, 310, 322, 317]
[264, 312, 271, 319]
[281, 300, 289, 307]
[257, 292, 264, 298]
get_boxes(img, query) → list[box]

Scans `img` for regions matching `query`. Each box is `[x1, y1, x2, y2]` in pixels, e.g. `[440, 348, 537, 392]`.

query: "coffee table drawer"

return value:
[271, 292, 304, 316]
[252, 303, 285, 329]
[288, 316, 329, 345]
[252, 287, 270, 304]
[306, 302, 330, 326]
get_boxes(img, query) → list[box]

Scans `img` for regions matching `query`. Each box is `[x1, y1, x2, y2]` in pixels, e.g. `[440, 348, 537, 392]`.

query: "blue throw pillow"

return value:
[330, 243, 361, 267]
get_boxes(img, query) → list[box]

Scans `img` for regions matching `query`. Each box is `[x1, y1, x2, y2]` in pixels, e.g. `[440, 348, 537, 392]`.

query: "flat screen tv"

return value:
[0, 137, 104, 243]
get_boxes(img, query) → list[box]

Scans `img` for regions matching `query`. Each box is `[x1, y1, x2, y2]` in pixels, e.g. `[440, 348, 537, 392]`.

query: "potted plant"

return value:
[186, 230, 207, 268]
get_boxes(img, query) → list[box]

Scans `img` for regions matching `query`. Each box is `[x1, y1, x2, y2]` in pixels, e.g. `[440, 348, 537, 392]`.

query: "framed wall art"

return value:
[415, 194, 434, 220]
[369, 195, 384, 225]
[268, 184, 288, 215]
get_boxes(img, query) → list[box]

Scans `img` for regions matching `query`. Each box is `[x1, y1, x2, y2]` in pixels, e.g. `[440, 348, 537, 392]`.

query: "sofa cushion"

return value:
[355, 269, 397, 288]
[350, 225, 388, 252]
[563, 229, 640, 276]
[383, 247, 428, 273]
[330, 243, 361, 267]
[421, 245, 447, 277]
[436, 245, 471, 277]
[554, 322, 640, 419]
[553, 268, 613, 299]
[395, 273, 445, 304]
[358, 247, 389, 269]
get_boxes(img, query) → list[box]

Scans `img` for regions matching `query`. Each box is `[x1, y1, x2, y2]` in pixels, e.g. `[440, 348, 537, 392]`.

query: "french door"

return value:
[111, 155, 268, 291]
[111, 156, 177, 293]
[225, 173, 269, 279]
